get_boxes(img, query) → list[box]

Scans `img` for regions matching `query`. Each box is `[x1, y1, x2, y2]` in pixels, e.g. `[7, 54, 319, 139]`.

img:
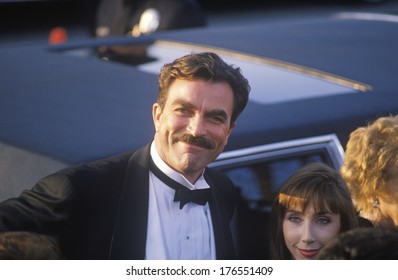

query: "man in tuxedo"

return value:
[0, 52, 250, 260]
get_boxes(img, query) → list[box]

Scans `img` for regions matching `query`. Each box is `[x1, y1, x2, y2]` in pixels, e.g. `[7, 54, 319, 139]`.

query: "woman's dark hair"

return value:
[269, 163, 359, 259]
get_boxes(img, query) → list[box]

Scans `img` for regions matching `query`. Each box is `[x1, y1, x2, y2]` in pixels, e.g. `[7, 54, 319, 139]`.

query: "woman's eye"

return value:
[317, 217, 331, 224]
[288, 216, 301, 223]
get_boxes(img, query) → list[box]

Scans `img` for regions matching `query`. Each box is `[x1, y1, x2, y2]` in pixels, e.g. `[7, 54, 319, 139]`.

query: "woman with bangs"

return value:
[269, 163, 359, 260]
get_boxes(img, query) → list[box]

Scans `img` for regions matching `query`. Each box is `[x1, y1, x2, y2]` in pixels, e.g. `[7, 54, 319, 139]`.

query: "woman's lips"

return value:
[298, 249, 320, 258]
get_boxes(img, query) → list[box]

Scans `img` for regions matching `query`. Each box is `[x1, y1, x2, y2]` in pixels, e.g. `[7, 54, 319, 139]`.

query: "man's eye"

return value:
[211, 116, 223, 122]
[176, 108, 189, 114]
[210, 114, 226, 123]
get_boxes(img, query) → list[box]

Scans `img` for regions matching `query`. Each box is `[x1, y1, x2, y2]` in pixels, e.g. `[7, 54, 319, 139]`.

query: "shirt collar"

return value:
[150, 141, 209, 190]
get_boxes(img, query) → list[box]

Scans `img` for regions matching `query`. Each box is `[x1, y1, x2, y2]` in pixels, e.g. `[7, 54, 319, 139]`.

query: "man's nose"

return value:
[187, 115, 206, 136]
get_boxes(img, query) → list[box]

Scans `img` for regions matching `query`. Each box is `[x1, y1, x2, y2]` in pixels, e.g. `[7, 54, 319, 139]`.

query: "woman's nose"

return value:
[302, 237, 315, 244]
[301, 222, 315, 244]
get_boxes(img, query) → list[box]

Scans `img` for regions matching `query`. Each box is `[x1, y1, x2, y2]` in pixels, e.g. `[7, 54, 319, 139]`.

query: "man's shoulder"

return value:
[42, 144, 151, 186]
[40, 147, 148, 190]
[28, 151, 139, 199]
[205, 168, 235, 193]
[59, 150, 135, 176]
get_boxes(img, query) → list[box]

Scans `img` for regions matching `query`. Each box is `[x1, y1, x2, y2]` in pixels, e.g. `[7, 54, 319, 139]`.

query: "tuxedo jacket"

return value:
[0, 143, 237, 259]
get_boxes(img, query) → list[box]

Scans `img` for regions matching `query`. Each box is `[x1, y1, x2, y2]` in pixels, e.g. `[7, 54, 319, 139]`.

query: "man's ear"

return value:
[224, 122, 236, 146]
[152, 103, 162, 132]
[229, 122, 236, 135]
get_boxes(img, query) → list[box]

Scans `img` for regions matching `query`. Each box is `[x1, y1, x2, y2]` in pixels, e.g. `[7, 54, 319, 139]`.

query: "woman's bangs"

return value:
[279, 183, 339, 213]
[278, 192, 306, 211]
[310, 184, 341, 213]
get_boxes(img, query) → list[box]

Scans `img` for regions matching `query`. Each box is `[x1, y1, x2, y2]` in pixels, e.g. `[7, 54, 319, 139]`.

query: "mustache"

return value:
[173, 133, 216, 149]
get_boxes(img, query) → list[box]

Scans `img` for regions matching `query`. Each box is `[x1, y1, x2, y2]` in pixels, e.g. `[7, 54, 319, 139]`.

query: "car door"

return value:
[210, 134, 344, 259]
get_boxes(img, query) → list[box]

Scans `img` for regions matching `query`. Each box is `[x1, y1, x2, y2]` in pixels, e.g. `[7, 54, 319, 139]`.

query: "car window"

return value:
[210, 134, 344, 212]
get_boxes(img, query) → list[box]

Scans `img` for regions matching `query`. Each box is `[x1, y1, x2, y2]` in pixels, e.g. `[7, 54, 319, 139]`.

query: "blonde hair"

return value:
[341, 115, 398, 224]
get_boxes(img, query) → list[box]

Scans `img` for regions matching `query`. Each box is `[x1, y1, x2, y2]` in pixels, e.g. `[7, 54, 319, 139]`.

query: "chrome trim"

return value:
[154, 40, 372, 92]
[209, 134, 344, 169]
[334, 12, 398, 24]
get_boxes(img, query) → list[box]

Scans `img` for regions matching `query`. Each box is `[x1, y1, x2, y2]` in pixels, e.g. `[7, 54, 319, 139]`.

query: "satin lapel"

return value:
[205, 171, 236, 260]
[109, 144, 151, 259]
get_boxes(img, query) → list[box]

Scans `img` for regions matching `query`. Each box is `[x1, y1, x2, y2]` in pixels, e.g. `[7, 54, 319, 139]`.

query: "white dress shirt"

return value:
[145, 143, 216, 260]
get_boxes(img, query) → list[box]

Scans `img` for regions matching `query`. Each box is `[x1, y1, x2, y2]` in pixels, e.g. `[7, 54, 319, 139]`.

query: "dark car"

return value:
[1, 11, 398, 258]
[0, 0, 207, 38]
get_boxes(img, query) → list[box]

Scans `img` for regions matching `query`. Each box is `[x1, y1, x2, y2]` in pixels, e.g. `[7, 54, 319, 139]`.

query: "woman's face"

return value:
[282, 204, 341, 260]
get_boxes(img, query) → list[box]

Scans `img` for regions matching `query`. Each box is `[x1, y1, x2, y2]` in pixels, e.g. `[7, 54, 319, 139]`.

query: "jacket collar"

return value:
[109, 143, 151, 259]
[109, 143, 235, 259]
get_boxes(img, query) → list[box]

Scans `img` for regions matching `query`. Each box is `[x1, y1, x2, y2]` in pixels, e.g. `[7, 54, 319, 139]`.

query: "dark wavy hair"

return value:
[157, 52, 250, 127]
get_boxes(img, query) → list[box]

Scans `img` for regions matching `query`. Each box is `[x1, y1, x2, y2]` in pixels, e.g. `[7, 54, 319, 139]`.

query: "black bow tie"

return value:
[150, 159, 212, 209]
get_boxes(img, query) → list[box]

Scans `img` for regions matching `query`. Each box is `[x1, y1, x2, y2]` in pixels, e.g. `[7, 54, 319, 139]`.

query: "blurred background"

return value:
[1, 0, 398, 260]
[1, 0, 397, 43]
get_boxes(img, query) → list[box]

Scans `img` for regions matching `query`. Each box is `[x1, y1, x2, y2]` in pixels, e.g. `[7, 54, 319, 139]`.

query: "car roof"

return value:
[1, 13, 398, 165]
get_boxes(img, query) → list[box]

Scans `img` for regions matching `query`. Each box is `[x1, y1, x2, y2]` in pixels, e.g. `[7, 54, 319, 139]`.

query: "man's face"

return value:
[153, 79, 235, 183]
